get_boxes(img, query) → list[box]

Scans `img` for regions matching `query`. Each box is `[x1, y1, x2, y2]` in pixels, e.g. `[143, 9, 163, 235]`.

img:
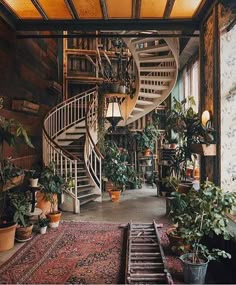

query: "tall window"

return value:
[182, 58, 199, 112]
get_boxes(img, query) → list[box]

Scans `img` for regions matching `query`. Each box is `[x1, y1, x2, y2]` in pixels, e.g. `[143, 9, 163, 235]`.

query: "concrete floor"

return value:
[0, 184, 169, 266]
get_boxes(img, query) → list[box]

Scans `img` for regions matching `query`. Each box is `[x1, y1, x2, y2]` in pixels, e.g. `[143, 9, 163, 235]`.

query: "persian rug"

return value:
[0, 221, 126, 284]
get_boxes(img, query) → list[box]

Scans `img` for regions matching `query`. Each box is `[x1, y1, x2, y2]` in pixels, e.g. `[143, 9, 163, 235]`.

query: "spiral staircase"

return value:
[42, 32, 179, 213]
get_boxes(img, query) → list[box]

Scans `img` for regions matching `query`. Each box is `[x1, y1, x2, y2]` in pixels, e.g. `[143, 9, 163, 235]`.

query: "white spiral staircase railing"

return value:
[42, 88, 98, 213]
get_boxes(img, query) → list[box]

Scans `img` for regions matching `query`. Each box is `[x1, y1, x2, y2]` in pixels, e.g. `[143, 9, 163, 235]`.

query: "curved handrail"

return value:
[121, 32, 179, 125]
[42, 88, 97, 213]
[84, 90, 103, 192]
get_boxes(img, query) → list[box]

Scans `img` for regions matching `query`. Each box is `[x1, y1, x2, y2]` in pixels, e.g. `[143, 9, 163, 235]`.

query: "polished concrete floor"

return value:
[0, 184, 169, 266]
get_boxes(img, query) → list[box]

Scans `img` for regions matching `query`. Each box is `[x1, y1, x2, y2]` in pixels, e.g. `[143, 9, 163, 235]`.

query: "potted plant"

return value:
[167, 96, 216, 156]
[39, 162, 66, 228]
[126, 166, 141, 190]
[8, 192, 33, 242]
[26, 165, 41, 188]
[38, 215, 48, 234]
[103, 141, 128, 202]
[0, 115, 33, 250]
[169, 181, 236, 284]
[136, 124, 159, 156]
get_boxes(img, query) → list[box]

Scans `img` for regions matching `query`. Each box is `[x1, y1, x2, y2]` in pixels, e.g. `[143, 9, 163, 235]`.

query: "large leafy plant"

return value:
[167, 96, 216, 145]
[169, 181, 236, 263]
[136, 124, 159, 152]
[39, 162, 66, 213]
[8, 192, 30, 227]
[103, 141, 128, 190]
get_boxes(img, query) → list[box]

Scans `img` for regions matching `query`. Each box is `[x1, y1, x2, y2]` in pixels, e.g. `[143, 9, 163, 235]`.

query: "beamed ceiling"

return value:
[0, 0, 214, 31]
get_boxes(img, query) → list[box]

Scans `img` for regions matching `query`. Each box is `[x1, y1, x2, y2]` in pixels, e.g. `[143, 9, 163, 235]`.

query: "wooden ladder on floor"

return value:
[126, 221, 173, 284]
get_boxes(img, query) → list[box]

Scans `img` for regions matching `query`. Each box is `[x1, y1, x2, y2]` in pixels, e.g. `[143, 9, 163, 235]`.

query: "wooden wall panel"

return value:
[0, 18, 60, 168]
[200, 4, 220, 185]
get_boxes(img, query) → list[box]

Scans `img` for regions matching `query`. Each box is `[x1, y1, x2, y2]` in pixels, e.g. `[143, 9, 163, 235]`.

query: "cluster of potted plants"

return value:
[168, 180, 236, 284]
[38, 162, 66, 228]
[136, 123, 159, 156]
[167, 96, 216, 155]
[0, 115, 35, 251]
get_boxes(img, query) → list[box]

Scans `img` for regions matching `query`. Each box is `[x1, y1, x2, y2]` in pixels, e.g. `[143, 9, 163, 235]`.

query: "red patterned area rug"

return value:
[0, 222, 126, 284]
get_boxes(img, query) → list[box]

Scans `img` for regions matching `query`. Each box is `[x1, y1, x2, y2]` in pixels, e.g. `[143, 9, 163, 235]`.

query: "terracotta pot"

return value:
[109, 190, 121, 202]
[143, 148, 152, 156]
[47, 211, 61, 228]
[0, 223, 16, 251]
[36, 192, 57, 215]
[15, 224, 33, 242]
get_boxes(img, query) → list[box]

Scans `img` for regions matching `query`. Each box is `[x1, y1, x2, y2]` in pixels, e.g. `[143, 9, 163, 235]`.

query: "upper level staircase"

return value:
[120, 34, 179, 124]
[42, 32, 179, 213]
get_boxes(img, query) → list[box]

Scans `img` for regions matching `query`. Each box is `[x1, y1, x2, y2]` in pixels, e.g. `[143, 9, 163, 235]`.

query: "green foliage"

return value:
[167, 96, 216, 145]
[168, 145, 195, 181]
[103, 141, 128, 189]
[8, 192, 30, 227]
[136, 124, 159, 152]
[38, 215, 49, 227]
[0, 159, 24, 184]
[39, 162, 66, 212]
[126, 166, 141, 188]
[169, 181, 236, 263]
[0, 116, 34, 149]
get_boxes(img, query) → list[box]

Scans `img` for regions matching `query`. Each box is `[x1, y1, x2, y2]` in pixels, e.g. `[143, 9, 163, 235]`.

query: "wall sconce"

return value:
[201, 110, 211, 127]
[105, 98, 123, 130]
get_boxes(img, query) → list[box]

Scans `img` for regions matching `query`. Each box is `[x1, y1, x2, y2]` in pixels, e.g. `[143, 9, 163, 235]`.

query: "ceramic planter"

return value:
[39, 226, 47, 234]
[0, 222, 16, 251]
[29, 178, 39, 187]
[15, 224, 33, 242]
[47, 211, 61, 228]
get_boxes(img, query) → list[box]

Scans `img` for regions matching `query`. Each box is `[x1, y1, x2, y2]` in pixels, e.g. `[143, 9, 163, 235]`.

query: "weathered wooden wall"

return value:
[0, 18, 60, 168]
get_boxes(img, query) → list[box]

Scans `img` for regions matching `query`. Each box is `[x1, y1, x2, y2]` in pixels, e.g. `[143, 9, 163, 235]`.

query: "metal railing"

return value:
[85, 91, 103, 195]
[42, 88, 97, 213]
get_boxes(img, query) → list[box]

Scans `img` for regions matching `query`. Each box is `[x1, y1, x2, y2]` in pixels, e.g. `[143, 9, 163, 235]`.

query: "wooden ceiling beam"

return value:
[31, 0, 48, 20]
[133, 0, 141, 18]
[15, 19, 200, 31]
[100, 0, 108, 19]
[64, 0, 79, 19]
[163, 0, 175, 18]
[17, 32, 199, 39]
[0, 2, 16, 29]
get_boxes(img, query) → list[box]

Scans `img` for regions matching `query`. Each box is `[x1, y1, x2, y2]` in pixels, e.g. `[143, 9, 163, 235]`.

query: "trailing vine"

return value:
[97, 84, 108, 155]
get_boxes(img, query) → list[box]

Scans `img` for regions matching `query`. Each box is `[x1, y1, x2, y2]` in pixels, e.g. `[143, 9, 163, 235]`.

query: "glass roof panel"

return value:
[170, 0, 202, 18]
[140, 0, 167, 18]
[37, 0, 72, 19]
[3, 0, 42, 19]
[72, 0, 103, 19]
[106, 0, 132, 18]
